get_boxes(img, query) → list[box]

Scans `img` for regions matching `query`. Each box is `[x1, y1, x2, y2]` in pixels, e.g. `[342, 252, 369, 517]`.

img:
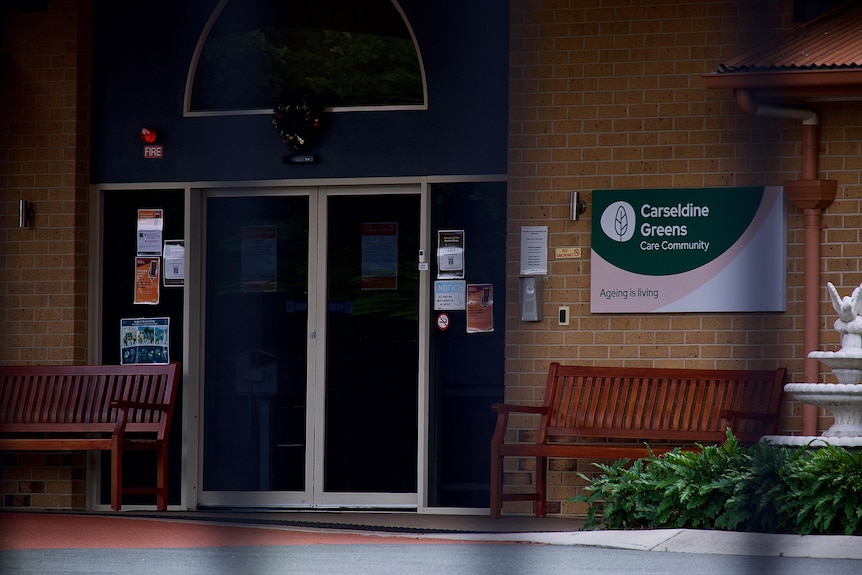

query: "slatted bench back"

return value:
[0, 363, 179, 437]
[540, 364, 786, 444]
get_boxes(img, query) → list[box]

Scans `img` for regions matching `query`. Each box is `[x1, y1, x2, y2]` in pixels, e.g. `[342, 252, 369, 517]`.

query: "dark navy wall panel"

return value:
[427, 182, 506, 507]
[91, 0, 509, 183]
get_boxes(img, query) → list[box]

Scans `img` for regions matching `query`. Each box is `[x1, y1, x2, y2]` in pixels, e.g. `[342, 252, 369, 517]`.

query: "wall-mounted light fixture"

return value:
[570, 192, 587, 220]
[18, 200, 34, 228]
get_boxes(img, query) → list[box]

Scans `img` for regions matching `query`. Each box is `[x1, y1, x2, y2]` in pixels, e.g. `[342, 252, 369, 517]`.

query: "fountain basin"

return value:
[762, 434, 862, 447]
[807, 351, 862, 384]
[784, 383, 862, 438]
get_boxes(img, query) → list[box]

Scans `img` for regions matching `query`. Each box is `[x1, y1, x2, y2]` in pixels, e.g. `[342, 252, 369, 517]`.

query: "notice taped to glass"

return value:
[466, 283, 494, 333]
[121, 317, 170, 365]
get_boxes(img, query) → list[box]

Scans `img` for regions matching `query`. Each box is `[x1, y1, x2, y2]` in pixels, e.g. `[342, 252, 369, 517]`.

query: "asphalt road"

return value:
[3, 544, 861, 575]
[3, 511, 861, 575]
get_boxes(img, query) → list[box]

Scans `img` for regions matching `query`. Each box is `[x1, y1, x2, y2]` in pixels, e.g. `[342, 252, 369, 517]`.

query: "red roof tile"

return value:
[719, 1, 862, 72]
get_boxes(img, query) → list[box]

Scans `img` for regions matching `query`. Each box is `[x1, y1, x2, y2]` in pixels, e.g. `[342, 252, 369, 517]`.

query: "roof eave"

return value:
[702, 68, 862, 100]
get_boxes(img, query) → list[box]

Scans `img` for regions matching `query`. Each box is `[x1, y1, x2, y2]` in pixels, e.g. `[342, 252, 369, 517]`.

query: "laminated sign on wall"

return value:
[590, 186, 786, 313]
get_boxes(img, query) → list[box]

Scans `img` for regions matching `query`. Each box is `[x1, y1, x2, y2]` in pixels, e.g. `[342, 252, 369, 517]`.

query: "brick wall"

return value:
[0, 0, 91, 509]
[2, 0, 861, 516]
[506, 0, 862, 515]
[1, 452, 86, 508]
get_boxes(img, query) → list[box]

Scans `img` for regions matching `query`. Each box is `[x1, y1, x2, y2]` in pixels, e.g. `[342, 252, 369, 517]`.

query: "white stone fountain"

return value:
[764, 282, 862, 447]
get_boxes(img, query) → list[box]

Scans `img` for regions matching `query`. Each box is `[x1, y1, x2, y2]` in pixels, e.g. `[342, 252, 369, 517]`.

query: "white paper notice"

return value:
[520, 226, 548, 275]
[241, 226, 277, 293]
[137, 209, 164, 256]
[163, 240, 185, 287]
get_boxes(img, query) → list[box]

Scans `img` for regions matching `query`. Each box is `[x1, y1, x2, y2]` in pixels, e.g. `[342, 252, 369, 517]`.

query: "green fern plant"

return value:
[783, 443, 862, 535]
[576, 457, 645, 530]
[576, 434, 746, 530]
[574, 432, 862, 535]
[716, 438, 797, 533]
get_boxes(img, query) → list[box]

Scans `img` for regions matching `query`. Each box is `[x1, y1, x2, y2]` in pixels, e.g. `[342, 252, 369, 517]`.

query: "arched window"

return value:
[186, 0, 426, 114]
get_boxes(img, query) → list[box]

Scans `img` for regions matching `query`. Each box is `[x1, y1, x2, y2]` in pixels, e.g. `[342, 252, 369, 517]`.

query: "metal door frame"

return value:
[312, 185, 427, 509]
[195, 182, 429, 509]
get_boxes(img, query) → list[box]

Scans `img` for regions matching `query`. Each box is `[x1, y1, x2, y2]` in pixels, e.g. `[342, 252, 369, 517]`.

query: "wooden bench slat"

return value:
[41, 375, 55, 423]
[75, 374, 92, 424]
[0, 438, 113, 451]
[17, 374, 34, 423]
[686, 379, 703, 431]
[0, 422, 117, 433]
[596, 375, 616, 429]
[490, 363, 787, 518]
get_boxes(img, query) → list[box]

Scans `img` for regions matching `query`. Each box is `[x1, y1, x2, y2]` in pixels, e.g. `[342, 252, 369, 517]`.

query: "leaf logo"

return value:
[601, 201, 636, 242]
[614, 206, 628, 241]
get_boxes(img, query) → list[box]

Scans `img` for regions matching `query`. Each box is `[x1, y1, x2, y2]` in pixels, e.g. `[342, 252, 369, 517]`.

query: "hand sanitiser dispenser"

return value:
[519, 275, 543, 321]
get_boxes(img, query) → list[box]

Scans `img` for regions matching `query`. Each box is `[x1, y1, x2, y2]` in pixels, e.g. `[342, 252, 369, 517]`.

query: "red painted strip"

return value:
[0, 514, 481, 550]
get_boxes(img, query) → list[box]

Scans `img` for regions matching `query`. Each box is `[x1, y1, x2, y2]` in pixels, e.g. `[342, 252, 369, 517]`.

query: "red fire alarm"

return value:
[140, 128, 158, 144]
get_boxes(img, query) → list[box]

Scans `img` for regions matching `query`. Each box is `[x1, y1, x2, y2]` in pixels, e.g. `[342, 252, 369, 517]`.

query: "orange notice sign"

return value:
[134, 257, 160, 305]
[466, 283, 494, 333]
[361, 222, 398, 290]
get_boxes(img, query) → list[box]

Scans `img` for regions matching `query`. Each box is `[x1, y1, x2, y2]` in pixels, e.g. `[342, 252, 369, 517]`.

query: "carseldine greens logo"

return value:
[592, 188, 764, 276]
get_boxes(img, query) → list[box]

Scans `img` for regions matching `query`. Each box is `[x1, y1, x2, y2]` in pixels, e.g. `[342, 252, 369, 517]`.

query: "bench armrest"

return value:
[110, 400, 172, 438]
[491, 403, 547, 415]
[721, 409, 778, 433]
[720, 409, 777, 422]
[490, 403, 547, 445]
[112, 399, 171, 412]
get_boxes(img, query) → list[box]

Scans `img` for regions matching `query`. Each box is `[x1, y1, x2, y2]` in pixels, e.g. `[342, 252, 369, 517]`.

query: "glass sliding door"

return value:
[202, 193, 311, 497]
[201, 186, 422, 508]
[320, 193, 420, 499]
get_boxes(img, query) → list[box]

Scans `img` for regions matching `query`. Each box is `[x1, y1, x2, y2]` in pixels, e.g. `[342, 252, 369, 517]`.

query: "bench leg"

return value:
[489, 446, 503, 518]
[156, 445, 168, 511]
[535, 456, 547, 518]
[111, 444, 122, 511]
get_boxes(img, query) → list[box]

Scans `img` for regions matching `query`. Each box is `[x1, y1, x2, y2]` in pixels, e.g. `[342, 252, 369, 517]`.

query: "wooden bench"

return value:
[490, 363, 787, 518]
[0, 362, 180, 511]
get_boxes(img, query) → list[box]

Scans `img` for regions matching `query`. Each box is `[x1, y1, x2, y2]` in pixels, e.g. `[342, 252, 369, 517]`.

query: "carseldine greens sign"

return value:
[591, 187, 785, 313]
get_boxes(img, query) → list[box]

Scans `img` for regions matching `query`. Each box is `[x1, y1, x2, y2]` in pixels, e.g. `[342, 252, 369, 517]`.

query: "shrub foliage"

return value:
[575, 431, 862, 535]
